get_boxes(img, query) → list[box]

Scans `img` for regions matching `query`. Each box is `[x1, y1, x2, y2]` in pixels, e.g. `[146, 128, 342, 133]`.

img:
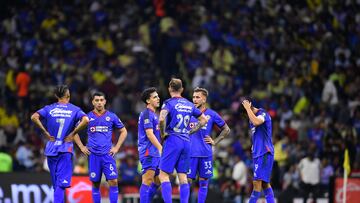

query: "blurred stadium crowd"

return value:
[0, 0, 359, 201]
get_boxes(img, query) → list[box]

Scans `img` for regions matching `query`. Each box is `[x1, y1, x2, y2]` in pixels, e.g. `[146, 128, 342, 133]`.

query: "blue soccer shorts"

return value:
[47, 152, 73, 188]
[89, 153, 118, 182]
[160, 135, 190, 174]
[140, 156, 160, 176]
[253, 153, 274, 183]
[187, 156, 213, 179]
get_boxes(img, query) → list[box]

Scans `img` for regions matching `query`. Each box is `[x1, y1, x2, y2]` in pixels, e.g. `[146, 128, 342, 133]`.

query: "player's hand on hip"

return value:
[45, 132, 55, 141]
[109, 147, 119, 156]
[64, 134, 74, 142]
[204, 136, 215, 146]
[80, 146, 90, 156]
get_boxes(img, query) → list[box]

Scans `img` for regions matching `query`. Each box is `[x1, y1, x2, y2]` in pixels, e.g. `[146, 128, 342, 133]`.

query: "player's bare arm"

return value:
[73, 134, 90, 156]
[212, 124, 231, 145]
[64, 116, 89, 142]
[146, 128, 163, 154]
[242, 100, 264, 126]
[159, 109, 168, 139]
[110, 127, 127, 156]
[189, 113, 208, 134]
[31, 112, 55, 141]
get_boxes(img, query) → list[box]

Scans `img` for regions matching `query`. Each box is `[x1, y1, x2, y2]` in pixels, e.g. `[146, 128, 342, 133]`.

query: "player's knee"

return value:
[252, 180, 262, 191]
[178, 174, 188, 184]
[262, 182, 271, 189]
[159, 170, 170, 182]
[142, 174, 154, 185]
[187, 178, 193, 184]
[108, 179, 118, 186]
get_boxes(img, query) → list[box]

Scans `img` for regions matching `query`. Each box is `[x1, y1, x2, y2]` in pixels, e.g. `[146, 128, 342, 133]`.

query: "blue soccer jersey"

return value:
[138, 108, 161, 158]
[162, 97, 202, 141]
[250, 108, 274, 158]
[37, 102, 86, 156]
[188, 108, 225, 157]
[87, 111, 125, 155]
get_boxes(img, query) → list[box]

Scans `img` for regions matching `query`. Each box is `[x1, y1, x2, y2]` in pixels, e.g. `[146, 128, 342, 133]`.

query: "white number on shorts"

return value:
[110, 164, 114, 171]
[56, 118, 65, 139]
[204, 161, 212, 169]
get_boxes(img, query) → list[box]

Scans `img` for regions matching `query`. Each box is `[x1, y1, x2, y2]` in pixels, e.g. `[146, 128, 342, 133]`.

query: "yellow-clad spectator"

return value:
[92, 70, 108, 86]
[0, 148, 12, 172]
[96, 34, 114, 55]
[274, 136, 289, 168]
[118, 54, 135, 67]
[212, 46, 234, 73]
[41, 16, 58, 30]
[293, 96, 310, 115]
[160, 17, 174, 33]
[0, 109, 19, 145]
[139, 23, 151, 47]
[5, 69, 16, 92]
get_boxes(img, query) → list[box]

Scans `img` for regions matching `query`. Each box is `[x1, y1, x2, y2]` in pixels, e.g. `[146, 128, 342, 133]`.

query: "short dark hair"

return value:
[194, 87, 208, 97]
[92, 92, 106, 100]
[240, 96, 253, 106]
[141, 87, 157, 104]
[55, 85, 69, 98]
[169, 78, 183, 92]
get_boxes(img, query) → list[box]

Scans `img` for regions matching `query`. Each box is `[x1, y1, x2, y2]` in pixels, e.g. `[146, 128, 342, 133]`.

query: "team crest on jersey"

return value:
[90, 127, 96, 132]
[189, 122, 195, 128]
[90, 172, 96, 178]
[144, 119, 150, 124]
[106, 116, 111, 121]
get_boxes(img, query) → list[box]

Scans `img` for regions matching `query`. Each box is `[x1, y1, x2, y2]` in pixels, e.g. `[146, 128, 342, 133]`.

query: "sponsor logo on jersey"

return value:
[49, 108, 72, 117]
[174, 103, 193, 113]
[90, 126, 109, 132]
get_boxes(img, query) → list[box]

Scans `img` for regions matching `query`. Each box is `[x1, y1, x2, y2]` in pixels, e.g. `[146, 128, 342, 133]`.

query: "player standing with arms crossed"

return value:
[74, 92, 127, 203]
[138, 87, 163, 203]
[31, 85, 89, 203]
[158, 78, 208, 203]
[242, 98, 275, 203]
[187, 87, 230, 203]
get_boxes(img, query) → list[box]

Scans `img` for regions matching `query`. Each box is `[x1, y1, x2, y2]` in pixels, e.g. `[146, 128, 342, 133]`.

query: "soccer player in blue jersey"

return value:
[242, 99, 275, 203]
[31, 85, 89, 203]
[187, 87, 230, 203]
[159, 78, 208, 203]
[74, 92, 128, 203]
[138, 87, 162, 203]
